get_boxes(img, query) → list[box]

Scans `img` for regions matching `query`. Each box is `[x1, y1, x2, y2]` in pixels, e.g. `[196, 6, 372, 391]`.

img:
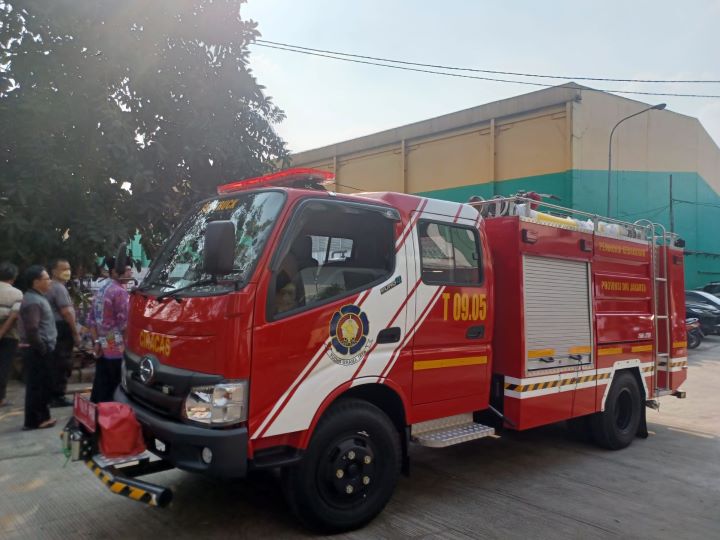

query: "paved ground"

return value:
[0, 341, 718, 540]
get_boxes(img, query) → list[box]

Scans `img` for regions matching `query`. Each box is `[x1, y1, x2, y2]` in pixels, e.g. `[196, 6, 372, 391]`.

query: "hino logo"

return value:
[138, 356, 156, 385]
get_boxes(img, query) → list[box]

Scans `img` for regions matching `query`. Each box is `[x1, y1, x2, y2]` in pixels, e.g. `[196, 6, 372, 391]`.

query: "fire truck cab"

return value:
[81, 169, 687, 532]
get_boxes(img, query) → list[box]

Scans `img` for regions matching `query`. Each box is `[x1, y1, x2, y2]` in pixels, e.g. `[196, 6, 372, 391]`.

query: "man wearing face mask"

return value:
[46, 259, 81, 407]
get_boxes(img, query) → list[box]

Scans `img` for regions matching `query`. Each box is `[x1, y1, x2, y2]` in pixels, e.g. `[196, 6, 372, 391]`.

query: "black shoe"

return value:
[50, 397, 73, 408]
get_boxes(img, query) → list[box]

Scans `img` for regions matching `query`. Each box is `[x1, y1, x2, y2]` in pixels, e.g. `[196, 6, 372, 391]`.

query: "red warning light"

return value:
[217, 168, 335, 194]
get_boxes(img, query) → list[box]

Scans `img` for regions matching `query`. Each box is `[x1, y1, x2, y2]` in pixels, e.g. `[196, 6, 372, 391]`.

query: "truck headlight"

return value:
[183, 380, 248, 426]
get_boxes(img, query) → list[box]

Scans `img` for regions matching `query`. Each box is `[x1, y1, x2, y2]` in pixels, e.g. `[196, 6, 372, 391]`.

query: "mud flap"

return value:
[637, 401, 649, 439]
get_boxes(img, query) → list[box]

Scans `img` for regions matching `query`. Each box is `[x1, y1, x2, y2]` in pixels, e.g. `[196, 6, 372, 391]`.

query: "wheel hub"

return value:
[329, 439, 376, 498]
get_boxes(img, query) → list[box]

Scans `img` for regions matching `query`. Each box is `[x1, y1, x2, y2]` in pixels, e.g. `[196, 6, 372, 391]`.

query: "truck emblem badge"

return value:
[380, 275, 402, 295]
[328, 304, 371, 366]
[139, 356, 156, 385]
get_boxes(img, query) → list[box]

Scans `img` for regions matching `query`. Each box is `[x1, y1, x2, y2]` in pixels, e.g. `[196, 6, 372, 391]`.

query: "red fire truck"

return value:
[66, 168, 687, 532]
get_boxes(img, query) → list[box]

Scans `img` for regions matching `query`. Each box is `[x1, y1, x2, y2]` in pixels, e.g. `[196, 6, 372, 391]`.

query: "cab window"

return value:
[270, 201, 395, 318]
[312, 236, 354, 265]
[418, 221, 482, 285]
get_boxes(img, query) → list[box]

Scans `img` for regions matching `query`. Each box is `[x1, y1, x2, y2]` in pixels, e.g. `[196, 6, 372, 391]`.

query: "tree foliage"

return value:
[0, 0, 288, 271]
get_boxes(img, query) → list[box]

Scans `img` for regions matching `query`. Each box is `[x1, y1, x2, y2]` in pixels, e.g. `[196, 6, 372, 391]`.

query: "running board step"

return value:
[411, 413, 495, 448]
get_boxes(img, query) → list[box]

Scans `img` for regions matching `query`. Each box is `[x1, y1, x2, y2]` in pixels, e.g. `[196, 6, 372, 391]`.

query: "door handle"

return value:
[377, 327, 401, 344]
[466, 325, 485, 339]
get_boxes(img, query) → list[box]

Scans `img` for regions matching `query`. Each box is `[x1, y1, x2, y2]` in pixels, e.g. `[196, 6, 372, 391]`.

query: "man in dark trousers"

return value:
[46, 258, 81, 407]
[88, 257, 131, 403]
[20, 265, 57, 430]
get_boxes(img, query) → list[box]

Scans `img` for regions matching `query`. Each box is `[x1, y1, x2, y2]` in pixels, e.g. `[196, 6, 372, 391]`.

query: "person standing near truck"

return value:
[46, 258, 81, 407]
[20, 265, 57, 430]
[88, 258, 131, 403]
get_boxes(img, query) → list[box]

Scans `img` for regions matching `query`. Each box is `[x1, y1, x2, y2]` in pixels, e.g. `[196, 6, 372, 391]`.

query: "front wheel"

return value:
[590, 371, 642, 450]
[282, 398, 401, 533]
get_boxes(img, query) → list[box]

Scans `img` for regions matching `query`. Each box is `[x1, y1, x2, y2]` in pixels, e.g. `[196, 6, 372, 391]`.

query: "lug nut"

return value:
[364, 455, 372, 464]
[362, 476, 370, 485]
[346, 485, 354, 494]
[347, 451, 356, 460]
[336, 469, 344, 479]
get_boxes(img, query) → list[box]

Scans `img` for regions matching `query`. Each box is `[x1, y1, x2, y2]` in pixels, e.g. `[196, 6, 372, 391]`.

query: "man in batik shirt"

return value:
[88, 258, 132, 403]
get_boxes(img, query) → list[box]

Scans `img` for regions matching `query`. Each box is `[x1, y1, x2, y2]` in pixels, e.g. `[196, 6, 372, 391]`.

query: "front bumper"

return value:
[114, 387, 248, 478]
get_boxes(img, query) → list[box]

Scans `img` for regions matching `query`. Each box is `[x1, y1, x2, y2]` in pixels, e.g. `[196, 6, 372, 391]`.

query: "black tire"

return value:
[590, 371, 642, 450]
[281, 398, 401, 533]
[688, 331, 702, 349]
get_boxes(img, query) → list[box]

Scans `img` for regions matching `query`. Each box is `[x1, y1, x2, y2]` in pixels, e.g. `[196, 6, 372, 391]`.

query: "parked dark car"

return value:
[686, 290, 720, 312]
[702, 282, 720, 295]
[686, 301, 720, 335]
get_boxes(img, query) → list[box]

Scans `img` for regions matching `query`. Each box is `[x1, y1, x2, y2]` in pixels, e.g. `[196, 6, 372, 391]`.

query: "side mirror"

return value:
[203, 220, 235, 276]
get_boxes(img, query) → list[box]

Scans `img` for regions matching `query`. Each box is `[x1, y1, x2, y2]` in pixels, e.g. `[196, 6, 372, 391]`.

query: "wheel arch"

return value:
[623, 366, 648, 400]
[298, 378, 410, 452]
[601, 360, 650, 411]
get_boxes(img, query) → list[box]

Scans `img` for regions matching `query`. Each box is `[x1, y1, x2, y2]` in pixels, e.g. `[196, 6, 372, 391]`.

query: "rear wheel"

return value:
[687, 331, 702, 349]
[282, 398, 401, 533]
[590, 371, 642, 450]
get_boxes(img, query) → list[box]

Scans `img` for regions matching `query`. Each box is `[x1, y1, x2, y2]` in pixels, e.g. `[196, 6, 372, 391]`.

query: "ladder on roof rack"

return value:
[635, 220, 673, 396]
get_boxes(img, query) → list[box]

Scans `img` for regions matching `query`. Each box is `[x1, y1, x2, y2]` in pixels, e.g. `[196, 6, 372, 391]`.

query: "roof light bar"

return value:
[217, 168, 335, 194]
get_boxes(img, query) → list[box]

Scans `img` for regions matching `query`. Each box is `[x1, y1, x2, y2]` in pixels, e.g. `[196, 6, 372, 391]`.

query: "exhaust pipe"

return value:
[86, 459, 173, 507]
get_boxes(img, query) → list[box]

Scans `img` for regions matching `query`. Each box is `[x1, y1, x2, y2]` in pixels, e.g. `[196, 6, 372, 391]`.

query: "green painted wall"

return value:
[129, 232, 151, 267]
[415, 170, 720, 289]
[415, 171, 574, 205]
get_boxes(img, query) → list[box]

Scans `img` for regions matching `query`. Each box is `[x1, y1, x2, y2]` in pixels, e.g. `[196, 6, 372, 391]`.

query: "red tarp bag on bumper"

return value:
[97, 402, 146, 458]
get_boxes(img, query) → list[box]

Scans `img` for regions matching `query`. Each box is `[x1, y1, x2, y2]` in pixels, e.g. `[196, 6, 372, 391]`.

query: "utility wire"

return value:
[335, 181, 368, 192]
[256, 40, 720, 85]
[252, 42, 720, 99]
[256, 39, 720, 84]
[673, 198, 720, 209]
[254, 43, 550, 88]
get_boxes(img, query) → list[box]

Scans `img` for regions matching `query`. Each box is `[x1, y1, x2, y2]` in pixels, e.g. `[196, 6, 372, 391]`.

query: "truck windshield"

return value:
[141, 191, 285, 296]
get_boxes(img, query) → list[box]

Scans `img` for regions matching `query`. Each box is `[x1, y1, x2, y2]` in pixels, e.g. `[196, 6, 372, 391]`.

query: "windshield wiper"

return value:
[156, 278, 215, 301]
[138, 279, 175, 292]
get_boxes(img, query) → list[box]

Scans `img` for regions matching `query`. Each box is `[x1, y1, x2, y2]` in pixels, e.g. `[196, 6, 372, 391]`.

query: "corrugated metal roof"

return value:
[292, 83, 589, 163]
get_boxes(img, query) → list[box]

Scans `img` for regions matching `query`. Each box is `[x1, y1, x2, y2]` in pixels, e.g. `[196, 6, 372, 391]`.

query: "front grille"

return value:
[127, 376, 185, 417]
[124, 350, 222, 420]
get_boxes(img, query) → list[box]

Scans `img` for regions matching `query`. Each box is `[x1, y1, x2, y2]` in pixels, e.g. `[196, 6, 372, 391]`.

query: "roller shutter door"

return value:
[523, 256, 593, 372]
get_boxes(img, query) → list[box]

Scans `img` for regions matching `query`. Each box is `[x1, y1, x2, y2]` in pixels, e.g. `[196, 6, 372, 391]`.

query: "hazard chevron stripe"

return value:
[504, 372, 612, 392]
[86, 460, 156, 506]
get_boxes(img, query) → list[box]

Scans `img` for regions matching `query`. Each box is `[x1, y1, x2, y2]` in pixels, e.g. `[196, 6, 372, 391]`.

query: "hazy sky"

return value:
[244, 0, 720, 154]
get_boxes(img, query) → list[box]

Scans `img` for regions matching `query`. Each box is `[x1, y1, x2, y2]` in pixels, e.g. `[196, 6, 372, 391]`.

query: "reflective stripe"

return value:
[527, 349, 555, 359]
[598, 347, 622, 356]
[504, 361, 655, 400]
[413, 356, 487, 371]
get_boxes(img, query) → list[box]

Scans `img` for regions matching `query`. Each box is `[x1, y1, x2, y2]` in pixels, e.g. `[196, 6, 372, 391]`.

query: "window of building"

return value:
[418, 221, 482, 285]
[270, 201, 396, 318]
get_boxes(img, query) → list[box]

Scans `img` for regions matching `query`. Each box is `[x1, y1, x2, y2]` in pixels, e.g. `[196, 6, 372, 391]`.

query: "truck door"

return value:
[410, 217, 493, 407]
[249, 198, 409, 440]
